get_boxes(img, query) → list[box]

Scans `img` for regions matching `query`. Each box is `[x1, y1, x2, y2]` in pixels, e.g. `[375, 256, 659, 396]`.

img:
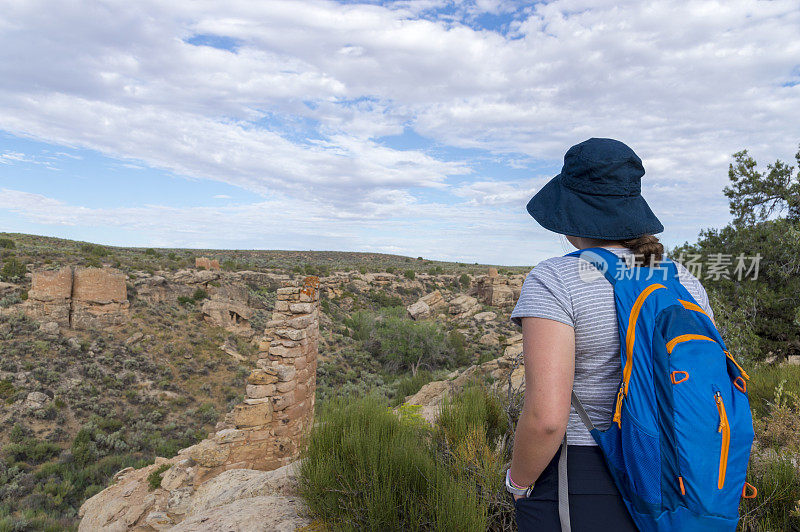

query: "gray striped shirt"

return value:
[509, 247, 714, 445]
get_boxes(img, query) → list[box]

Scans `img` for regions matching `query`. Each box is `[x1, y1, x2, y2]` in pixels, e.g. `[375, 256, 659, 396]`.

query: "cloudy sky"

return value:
[0, 0, 798, 266]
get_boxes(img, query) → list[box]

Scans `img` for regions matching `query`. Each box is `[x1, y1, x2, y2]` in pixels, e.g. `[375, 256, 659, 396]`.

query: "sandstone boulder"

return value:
[479, 332, 500, 346]
[39, 321, 60, 336]
[348, 279, 370, 293]
[448, 294, 480, 318]
[79, 461, 309, 532]
[473, 311, 497, 323]
[407, 300, 431, 320]
[420, 290, 446, 310]
[0, 281, 20, 297]
[169, 495, 310, 532]
[186, 439, 230, 468]
[78, 458, 178, 531]
[24, 391, 50, 410]
[185, 465, 300, 515]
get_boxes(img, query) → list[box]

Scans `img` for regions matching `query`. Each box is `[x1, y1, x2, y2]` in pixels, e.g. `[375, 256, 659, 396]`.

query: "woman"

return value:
[507, 138, 714, 531]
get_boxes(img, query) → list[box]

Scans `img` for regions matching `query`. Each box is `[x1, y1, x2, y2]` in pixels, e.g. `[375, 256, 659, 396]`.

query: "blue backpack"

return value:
[557, 247, 756, 532]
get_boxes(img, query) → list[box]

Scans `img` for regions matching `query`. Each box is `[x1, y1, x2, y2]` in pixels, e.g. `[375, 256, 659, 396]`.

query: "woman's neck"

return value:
[567, 235, 626, 250]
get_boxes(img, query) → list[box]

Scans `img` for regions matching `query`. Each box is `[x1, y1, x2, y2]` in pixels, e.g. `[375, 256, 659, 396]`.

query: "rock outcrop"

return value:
[448, 294, 481, 319]
[78, 460, 310, 531]
[201, 283, 254, 338]
[24, 266, 129, 328]
[406, 290, 448, 321]
[473, 267, 524, 308]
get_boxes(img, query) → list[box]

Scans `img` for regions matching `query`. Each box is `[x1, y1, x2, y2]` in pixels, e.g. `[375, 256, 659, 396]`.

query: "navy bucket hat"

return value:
[527, 138, 664, 240]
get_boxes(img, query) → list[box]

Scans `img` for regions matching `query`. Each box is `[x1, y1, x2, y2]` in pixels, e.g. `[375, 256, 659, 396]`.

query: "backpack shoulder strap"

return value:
[570, 390, 595, 431]
[563, 246, 627, 286]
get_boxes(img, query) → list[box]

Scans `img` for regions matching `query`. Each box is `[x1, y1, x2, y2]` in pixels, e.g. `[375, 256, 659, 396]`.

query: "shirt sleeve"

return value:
[509, 260, 574, 328]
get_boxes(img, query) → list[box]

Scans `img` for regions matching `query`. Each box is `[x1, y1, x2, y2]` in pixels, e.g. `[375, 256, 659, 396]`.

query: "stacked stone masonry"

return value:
[184, 276, 319, 483]
[25, 266, 129, 328]
[195, 257, 221, 270]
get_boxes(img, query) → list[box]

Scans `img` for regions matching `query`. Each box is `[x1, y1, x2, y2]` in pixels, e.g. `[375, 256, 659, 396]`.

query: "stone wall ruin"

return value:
[183, 275, 320, 483]
[195, 257, 221, 270]
[25, 266, 129, 328]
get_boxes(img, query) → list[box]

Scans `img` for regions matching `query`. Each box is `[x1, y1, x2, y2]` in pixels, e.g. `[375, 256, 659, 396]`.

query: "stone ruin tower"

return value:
[24, 266, 129, 329]
[187, 276, 320, 482]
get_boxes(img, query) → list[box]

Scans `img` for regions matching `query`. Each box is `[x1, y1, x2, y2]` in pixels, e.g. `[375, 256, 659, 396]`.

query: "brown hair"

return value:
[620, 234, 664, 266]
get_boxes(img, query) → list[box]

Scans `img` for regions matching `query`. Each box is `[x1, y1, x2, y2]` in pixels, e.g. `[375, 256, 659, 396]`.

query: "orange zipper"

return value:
[665, 334, 714, 354]
[714, 391, 730, 489]
[613, 284, 666, 426]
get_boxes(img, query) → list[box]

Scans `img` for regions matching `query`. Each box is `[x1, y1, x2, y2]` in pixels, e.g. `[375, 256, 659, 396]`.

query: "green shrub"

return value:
[436, 383, 508, 453]
[147, 464, 171, 491]
[436, 383, 512, 530]
[343, 310, 376, 342]
[0, 238, 15, 249]
[80, 243, 108, 257]
[366, 290, 403, 309]
[144, 248, 159, 256]
[404, 270, 416, 280]
[299, 395, 487, 531]
[177, 295, 195, 306]
[368, 313, 456, 376]
[4, 438, 61, 465]
[0, 257, 26, 281]
[191, 288, 209, 301]
[0, 379, 15, 403]
[194, 403, 218, 425]
[459, 273, 470, 288]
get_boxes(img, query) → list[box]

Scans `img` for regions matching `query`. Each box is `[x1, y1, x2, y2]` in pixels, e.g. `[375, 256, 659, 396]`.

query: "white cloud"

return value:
[0, 0, 798, 263]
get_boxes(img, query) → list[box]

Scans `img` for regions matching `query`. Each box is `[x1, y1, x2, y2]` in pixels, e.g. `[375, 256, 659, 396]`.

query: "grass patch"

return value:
[299, 394, 488, 531]
[739, 453, 800, 531]
[747, 364, 800, 418]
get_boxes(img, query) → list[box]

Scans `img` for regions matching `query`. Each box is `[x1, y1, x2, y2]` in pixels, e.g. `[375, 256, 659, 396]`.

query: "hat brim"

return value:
[526, 173, 664, 240]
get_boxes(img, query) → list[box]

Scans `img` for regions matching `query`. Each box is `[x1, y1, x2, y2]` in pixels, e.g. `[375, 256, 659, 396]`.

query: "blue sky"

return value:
[1, 0, 799, 265]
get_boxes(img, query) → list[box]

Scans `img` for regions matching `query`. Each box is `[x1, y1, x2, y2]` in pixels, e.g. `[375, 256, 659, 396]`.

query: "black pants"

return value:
[514, 445, 638, 532]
